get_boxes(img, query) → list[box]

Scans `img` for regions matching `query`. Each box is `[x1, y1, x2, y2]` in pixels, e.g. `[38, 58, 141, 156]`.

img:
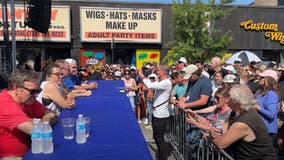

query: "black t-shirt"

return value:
[228, 109, 277, 160]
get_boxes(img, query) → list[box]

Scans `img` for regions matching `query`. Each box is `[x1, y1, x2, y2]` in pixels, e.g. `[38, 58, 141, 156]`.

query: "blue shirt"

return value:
[62, 76, 75, 90]
[172, 83, 188, 99]
[256, 90, 279, 134]
[185, 76, 212, 110]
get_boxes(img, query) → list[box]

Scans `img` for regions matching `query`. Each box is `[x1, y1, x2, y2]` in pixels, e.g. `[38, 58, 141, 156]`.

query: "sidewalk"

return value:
[139, 122, 175, 160]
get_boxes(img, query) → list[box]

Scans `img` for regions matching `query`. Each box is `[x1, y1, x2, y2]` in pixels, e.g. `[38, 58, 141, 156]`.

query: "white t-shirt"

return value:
[143, 78, 172, 118]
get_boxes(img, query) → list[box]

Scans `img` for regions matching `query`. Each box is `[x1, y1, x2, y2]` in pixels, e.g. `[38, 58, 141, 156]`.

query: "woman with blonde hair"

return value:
[255, 69, 279, 147]
[236, 66, 249, 85]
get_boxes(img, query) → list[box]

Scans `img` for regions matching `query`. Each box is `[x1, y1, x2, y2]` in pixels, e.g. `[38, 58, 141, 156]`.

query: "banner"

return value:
[80, 7, 162, 43]
[136, 49, 160, 69]
[80, 49, 106, 67]
[0, 5, 71, 42]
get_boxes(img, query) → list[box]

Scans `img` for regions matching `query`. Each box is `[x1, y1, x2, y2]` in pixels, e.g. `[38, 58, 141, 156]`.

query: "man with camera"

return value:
[139, 63, 172, 160]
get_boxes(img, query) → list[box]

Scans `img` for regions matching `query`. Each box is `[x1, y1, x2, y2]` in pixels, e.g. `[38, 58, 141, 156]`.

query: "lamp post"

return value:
[1, 0, 16, 73]
[111, 38, 115, 64]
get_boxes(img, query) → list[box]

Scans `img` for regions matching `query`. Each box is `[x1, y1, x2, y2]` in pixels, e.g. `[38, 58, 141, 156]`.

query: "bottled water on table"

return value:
[42, 121, 54, 154]
[31, 118, 42, 154]
[76, 114, 86, 144]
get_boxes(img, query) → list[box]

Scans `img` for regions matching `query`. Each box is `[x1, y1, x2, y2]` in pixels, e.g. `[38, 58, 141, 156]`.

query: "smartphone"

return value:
[174, 94, 179, 101]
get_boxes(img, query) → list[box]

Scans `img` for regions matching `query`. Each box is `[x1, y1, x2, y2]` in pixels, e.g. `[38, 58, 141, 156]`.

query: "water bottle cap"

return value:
[78, 114, 83, 117]
[33, 118, 41, 123]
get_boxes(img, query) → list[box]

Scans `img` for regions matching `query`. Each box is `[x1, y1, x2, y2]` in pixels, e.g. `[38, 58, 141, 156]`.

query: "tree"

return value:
[164, 0, 235, 64]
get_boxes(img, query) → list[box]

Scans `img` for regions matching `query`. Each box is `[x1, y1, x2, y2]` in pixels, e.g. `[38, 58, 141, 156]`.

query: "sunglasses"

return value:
[51, 72, 62, 77]
[215, 96, 222, 102]
[22, 86, 42, 95]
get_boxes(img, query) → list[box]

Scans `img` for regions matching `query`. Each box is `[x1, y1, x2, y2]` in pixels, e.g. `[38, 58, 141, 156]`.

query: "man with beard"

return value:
[176, 64, 212, 159]
[176, 64, 212, 110]
[0, 70, 57, 159]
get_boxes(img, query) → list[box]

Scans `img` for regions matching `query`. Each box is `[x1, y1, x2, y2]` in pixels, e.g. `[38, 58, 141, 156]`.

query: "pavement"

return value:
[139, 120, 175, 160]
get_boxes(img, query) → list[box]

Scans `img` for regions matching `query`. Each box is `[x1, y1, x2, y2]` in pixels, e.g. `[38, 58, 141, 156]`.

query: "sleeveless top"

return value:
[36, 81, 63, 114]
[124, 78, 136, 97]
[228, 109, 277, 160]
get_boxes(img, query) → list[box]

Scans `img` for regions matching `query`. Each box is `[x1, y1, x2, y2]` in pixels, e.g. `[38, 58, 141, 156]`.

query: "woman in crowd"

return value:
[211, 85, 277, 159]
[37, 62, 76, 114]
[210, 70, 227, 105]
[255, 69, 279, 147]
[236, 66, 249, 85]
[186, 87, 232, 134]
[123, 70, 137, 110]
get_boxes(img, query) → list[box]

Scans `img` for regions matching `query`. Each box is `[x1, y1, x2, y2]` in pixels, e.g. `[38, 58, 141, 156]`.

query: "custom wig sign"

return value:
[240, 19, 284, 45]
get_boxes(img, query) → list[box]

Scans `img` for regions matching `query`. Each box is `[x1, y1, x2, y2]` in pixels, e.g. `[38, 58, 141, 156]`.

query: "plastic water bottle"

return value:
[31, 118, 42, 154]
[42, 121, 53, 154]
[76, 114, 86, 144]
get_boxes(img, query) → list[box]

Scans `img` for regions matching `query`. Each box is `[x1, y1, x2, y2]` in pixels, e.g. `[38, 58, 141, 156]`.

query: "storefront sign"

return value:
[80, 49, 106, 67]
[240, 19, 284, 45]
[80, 7, 162, 43]
[136, 49, 160, 69]
[0, 5, 71, 42]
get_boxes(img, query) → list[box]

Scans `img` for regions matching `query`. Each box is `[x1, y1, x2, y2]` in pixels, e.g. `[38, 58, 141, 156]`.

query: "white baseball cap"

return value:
[178, 57, 187, 64]
[130, 66, 136, 70]
[224, 65, 236, 74]
[183, 64, 198, 80]
[223, 74, 236, 83]
[148, 73, 157, 78]
[114, 71, 121, 77]
[65, 58, 77, 65]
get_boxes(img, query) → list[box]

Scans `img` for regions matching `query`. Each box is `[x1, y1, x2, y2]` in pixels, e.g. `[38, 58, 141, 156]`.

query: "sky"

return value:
[109, 0, 255, 5]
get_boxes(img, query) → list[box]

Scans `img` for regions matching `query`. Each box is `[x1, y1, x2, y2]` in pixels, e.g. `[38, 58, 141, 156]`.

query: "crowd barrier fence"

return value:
[165, 107, 234, 160]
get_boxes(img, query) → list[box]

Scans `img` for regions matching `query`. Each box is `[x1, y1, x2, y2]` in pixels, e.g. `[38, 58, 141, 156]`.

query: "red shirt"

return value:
[0, 90, 47, 158]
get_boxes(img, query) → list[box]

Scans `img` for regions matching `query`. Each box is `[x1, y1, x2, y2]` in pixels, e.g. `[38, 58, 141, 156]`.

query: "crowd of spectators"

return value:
[1, 56, 284, 159]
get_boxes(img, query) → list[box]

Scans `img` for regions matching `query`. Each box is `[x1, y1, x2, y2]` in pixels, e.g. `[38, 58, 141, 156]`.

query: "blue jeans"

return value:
[146, 99, 153, 125]
[128, 96, 135, 111]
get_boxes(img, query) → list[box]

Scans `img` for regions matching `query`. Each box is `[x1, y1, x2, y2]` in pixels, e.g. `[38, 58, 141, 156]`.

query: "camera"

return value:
[142, 67, 151, 77]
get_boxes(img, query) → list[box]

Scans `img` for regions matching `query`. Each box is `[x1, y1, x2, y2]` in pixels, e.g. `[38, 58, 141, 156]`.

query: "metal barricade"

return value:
[165, 108, 234, 160]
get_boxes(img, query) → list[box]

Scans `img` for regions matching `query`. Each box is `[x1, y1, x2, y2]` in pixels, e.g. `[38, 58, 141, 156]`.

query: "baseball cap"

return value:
[148, 73, 157, 78]
[223, 74, 236, 83]
[114, 71, 121, 77]
[183, 64, 198, 80]
[65, 58, 77, 65]
[258, 69, 278, 81]
[224, 65, 235, 74]
[130, 66, 136, 70]
[178, 57, 187, 64]
[145, 64, 151, 69]
[112, 64, 118, 69]
[234, 58, 242, 63]
[259, 64, 267, 71]
[253, 63, 262, 69]
[277, 64, 284, 71]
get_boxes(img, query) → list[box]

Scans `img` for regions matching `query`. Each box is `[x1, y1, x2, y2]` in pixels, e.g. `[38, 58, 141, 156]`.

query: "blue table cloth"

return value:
[24, 80, 152, 160]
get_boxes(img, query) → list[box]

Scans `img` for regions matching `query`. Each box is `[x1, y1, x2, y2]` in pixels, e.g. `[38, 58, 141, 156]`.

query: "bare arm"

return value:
[17, 121, 33, 135]
[177, 95, 210, 109]
[195, 105, 217, 114]
[211, 122, 251, 149]
[43, 83, 75, 109]
[71, 89, 92, 97]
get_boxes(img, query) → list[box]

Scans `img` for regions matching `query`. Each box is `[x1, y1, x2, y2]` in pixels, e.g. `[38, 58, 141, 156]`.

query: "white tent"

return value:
[226, 50, 262, 65]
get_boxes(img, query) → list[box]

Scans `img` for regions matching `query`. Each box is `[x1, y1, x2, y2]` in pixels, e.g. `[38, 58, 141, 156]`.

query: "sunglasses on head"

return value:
[22, 86, 42, 95]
